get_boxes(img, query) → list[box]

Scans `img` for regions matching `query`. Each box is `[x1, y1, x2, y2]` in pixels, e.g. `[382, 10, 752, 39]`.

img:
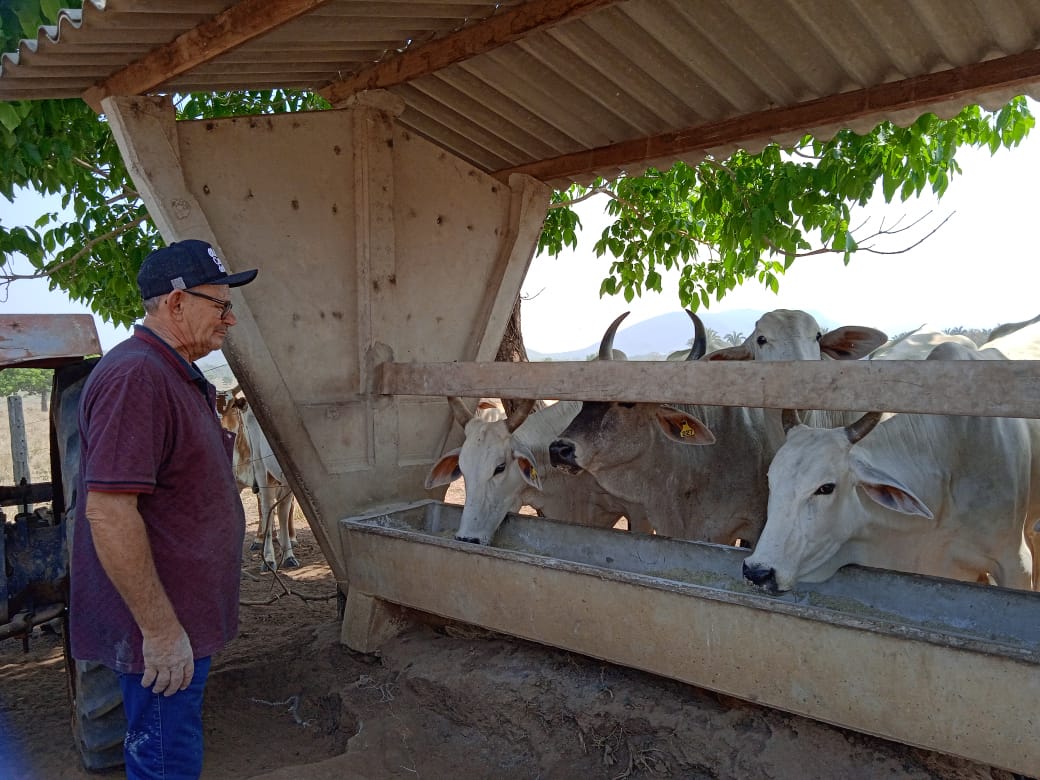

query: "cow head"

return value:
[549, 401, 714, 478]
[549, 310, 713, 478]
[216, 390, 254, 490]
[425, 398, 540, 544]
[703, 309, 886, 361]
[425, 311, 639, 545]
[742, 411, 932, 593]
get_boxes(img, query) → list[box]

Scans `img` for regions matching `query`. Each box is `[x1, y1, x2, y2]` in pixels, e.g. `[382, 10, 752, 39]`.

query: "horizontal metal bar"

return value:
[0, 603, 65, 643]
[0, 482, 54, 508]
[376, 360, 1040, 418]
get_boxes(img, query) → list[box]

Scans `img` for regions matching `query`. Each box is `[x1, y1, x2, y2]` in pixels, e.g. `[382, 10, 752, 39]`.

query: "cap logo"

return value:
[208, 247, 227, 273]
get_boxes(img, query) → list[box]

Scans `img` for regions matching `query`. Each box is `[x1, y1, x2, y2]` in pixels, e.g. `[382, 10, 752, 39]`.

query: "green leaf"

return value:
[40, 0, 62, 23]
[0, 102, 21, 132]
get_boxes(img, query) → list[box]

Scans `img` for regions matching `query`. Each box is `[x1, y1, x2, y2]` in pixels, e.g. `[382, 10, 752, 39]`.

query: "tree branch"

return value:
[239, 567, 337, 607]
[548, 185, 614, 209]
[0, 214, 149, 284]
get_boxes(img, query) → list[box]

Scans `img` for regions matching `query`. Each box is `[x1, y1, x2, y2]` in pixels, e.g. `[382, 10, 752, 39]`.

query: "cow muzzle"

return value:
[548, 439, 582, 473]
[742, 560, 780, 595]
[454, 535, 484, 545]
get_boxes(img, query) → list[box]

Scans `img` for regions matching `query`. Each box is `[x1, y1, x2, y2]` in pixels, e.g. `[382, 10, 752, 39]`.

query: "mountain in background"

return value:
[526, 308, 842, 361]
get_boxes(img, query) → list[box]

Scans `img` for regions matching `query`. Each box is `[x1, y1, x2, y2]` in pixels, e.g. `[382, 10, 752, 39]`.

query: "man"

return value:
[70, 239, 257, 778]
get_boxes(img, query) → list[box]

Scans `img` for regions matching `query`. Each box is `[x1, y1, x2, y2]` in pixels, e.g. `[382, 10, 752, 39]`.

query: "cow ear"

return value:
[852, 461, 934, 519]
[512, 441, 543, 490]
[425, 449, 462, 489]
[820, 326, 888, 360]
[703, 344, 752, 361]
[656, 406, 715, 445]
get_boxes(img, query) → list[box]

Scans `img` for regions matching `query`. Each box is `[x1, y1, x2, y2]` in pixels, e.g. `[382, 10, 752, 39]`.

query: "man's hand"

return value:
[141, 625, 195, 696]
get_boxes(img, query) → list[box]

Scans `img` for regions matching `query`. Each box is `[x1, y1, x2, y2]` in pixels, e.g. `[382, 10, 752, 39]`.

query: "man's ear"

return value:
[165, 289, 184, 318]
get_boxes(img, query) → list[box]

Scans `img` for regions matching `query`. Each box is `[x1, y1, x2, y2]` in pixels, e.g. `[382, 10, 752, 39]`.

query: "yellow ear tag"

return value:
[679, 421, 696, 438]
[529, 466, 538, 480]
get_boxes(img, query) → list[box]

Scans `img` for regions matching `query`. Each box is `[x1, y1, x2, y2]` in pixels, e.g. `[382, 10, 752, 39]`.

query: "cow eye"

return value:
[814, 483, 836, 495]
[619, 402, 636, 409]
[493, 463, 506, 475]
[756, 335, 767, 346]
[815, 332, 822, 342]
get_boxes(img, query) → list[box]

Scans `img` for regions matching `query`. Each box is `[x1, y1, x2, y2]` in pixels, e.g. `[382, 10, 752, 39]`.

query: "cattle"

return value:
[549, 310, 886, 546]
[217, 390, 299, 570]
[980, 314, 1040, 359]
[425, 312, 653, 545]
[923, 340, 1040, 583]
[703, 309, 886, 362]
[475, 398, 506, 422]
[866, 323, 977, 360]
[742, 341, 1037, 593]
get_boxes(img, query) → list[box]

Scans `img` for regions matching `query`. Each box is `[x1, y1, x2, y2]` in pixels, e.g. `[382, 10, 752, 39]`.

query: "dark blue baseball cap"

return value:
[137, 239, 258, 299]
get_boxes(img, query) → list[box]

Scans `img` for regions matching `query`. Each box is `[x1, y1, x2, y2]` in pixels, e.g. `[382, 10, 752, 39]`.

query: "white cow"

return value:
[217, 391, 298, 570]
[866, 323, 977, 360]
[980, 314, 1040, 359]
[743, 343, 1036, 592]
[550, 310, 886, 546]
[704, 309, 886, 362]
[425, 312, 652, 544]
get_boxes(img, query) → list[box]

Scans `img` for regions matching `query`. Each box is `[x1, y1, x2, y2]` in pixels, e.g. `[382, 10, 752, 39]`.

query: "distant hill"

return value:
[527, 308, 842, 361]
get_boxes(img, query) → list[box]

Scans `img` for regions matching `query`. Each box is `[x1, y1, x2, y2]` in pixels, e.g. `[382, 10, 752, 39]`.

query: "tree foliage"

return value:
[539, 102, 1034, 312]
[0, 1, 1035, 324]
[0, 1, 328, 326]
[0, 367, 51, 397]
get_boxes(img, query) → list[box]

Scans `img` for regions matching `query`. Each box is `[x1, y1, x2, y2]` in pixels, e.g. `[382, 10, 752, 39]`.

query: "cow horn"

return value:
[505, 398, 536, 432]
[598, 312, 630, 360]
[685, 310, 707, 360]
[845, 411, 883, 444]
[781, 408, 801, 433]
[447, 397, 473, 428]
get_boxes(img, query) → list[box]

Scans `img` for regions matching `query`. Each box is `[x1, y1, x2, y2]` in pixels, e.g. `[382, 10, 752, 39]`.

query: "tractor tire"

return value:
[69, 657, 126, 771]
[54, 361, 126, 771]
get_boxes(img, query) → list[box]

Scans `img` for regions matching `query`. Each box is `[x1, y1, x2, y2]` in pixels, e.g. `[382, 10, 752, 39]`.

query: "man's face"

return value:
[173, 283, 235, 360]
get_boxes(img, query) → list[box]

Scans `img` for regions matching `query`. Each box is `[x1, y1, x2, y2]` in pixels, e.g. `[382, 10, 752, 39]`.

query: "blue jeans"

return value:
[118, 657, 211, 780]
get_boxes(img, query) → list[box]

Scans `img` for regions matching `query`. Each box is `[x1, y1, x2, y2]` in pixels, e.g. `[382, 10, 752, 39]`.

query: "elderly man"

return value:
[70, 239, 257, 779]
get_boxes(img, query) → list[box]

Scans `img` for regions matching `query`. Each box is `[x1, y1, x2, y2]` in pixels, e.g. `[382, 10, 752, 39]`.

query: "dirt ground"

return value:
[0, 483, 1030, 780]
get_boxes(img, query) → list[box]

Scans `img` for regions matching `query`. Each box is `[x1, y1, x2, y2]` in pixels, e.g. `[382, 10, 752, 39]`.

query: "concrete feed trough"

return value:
[340, 500, 1039, 775]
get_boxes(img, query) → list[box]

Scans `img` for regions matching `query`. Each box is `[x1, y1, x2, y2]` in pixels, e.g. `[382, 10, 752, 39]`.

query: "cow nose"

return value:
[548, 439, 577, 468]
[742, 560, 779, 594]
[455, 535, 482, 544]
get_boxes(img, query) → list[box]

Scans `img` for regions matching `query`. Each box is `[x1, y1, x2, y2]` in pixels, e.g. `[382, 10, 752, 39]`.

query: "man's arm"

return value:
[85, 491, 194, 696]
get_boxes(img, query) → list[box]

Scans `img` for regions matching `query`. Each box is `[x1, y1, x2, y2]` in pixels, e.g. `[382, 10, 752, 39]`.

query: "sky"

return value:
[3, 105, 1040, 356]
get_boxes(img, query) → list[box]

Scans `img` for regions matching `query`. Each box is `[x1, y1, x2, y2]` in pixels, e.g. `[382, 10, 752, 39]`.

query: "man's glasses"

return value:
[183, 289, 233, 319]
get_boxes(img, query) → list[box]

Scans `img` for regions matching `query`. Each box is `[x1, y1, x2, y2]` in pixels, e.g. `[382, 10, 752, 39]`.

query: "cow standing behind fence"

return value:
[216, 389, 298, 570]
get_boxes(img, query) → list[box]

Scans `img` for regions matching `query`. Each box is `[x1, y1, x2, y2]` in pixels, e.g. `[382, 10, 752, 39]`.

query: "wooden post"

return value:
[7, 396, 32, 516]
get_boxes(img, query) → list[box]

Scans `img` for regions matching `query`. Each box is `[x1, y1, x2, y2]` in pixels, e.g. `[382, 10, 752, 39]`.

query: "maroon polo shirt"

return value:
[70, 325, 245, 673]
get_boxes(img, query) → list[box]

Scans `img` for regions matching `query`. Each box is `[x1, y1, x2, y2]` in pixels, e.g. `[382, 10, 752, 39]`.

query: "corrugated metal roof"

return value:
[2, 0, 1040, 188]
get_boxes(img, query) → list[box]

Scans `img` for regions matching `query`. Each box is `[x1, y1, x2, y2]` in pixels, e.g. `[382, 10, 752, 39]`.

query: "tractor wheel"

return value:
[70, 659, 126, 770]
[53, 362, 126, 771]
[62, 615, 125, 771]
